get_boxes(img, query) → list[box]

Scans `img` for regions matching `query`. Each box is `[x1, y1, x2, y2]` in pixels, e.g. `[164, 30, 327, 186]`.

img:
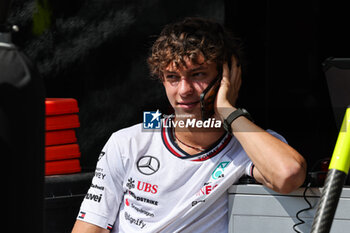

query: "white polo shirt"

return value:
[77, 117, 285, 232]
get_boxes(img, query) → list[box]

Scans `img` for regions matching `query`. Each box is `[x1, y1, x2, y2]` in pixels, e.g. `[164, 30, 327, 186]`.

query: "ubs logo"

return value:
[137, 156, 160, 175]
[126, 177, 158, 194]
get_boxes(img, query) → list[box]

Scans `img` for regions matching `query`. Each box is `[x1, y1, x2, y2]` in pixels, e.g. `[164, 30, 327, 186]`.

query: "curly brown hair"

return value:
[147, 17, 244, 80]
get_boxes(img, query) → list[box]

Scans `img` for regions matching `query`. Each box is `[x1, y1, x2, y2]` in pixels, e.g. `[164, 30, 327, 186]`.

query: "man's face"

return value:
[162, 55, 218, 119]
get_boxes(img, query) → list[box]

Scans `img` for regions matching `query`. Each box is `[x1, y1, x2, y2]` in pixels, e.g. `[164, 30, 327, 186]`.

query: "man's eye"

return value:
[192, 72, 206, 78]
[165, 75, 180, 81]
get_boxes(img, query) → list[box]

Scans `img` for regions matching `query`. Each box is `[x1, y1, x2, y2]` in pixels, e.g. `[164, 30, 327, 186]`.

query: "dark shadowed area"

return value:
[8, 0, 225, 169]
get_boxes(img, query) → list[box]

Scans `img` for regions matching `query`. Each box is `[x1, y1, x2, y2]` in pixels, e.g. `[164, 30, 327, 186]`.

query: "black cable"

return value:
[292, 182, 313, 232]
[291, 157, 329, 233]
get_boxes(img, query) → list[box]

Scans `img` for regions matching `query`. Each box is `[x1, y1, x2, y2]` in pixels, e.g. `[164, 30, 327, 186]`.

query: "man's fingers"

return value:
[231, 55, 238, 68]
[230, 57, 242, 86]
[230, 56, 240, 76]
[222, 62, 230, 81]
[236, 65, 242, 88]
[217, 58, 242, 108]
[229, 56, 242, 106]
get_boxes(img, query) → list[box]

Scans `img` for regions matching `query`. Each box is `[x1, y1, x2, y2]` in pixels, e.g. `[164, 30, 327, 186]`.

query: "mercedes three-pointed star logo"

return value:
[137, 156, 160, 175]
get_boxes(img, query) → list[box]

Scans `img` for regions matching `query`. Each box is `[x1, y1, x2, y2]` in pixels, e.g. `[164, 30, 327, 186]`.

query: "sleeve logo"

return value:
[211, 161, 230, 180]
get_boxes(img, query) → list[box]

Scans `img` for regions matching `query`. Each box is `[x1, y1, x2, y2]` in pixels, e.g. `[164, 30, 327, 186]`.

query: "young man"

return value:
[72, 17, 306, 233]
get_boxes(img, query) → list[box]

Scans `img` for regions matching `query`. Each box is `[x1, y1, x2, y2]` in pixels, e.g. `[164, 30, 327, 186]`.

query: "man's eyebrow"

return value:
[164, 71, 178, 74]
[164, 65, 207, 73]
[189, 66, 207, 72]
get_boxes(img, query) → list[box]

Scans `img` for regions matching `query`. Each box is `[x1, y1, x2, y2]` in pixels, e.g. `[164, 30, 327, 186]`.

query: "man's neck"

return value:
[173, 119, 226, 155]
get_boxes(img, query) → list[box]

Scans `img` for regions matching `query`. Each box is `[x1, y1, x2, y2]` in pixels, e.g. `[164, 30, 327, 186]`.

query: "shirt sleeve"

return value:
[77, 133, 125, 231]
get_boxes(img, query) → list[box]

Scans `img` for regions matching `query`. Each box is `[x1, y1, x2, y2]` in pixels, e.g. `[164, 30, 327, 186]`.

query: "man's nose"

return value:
[178, 78, 194, 97]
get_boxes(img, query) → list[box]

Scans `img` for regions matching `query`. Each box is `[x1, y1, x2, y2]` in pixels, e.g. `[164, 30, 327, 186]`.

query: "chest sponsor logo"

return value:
[125, 198, 155, 217]
[137, 156, 160, 175]
[127, 190, 158, 206]
[127, 177, 135, 189]
[131, 203, 155, 217]
[137, 181, 158, 194]
[127, 177, 158, 194]
[125, 211, 146, 229]
[211, 161, 230, 180]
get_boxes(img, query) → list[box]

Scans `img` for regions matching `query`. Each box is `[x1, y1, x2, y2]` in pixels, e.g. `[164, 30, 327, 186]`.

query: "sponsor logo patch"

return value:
[125, 211, 146, 229]
[192, 200, 205, 207]
[107, 224, 113, 230]
[78, 211, 86, 219]
[127, 190, 158, 206]
[196, 182, 218, 196]
[131, 203, 155, 217]
[91, 183, 104, 191]
[94, 168, 106, 179]
[85, 193, 102, 203]
[127, 177, 135, 189]
[125, 197, 155, 217]
[211, 161, 230, 180]
[126, 177, 159, 194]
[137, 156, 160, 175]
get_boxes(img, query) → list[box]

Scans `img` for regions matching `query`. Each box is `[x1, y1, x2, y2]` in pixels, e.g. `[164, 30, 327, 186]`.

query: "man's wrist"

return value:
[217, 105, 236, 120]
[222, 108, 253, 134]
